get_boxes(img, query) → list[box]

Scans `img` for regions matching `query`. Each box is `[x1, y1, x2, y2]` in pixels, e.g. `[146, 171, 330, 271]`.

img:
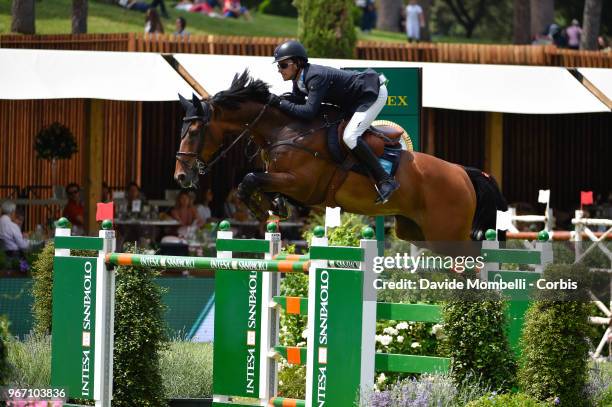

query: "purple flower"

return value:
[19, 259, 29, 272]
[554, 397, 560, 405]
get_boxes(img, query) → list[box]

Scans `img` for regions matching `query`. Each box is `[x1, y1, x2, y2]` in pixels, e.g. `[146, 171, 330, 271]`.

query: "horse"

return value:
[174, 71, 507, 252]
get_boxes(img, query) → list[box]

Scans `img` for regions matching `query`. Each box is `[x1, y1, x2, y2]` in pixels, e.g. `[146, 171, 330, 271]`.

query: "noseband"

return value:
[176, 101, 270, 180]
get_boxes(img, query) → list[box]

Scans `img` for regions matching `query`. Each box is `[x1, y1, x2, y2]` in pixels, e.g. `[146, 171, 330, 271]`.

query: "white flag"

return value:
[538, 189, 550, 204]
[496, 210, 514, 231]
[325, 207, 341, 228]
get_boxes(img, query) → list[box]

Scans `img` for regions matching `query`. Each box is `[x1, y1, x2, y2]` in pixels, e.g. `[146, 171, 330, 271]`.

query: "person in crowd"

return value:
[145, 8, 165, 33]
[359, 0, 376, 34]
[175, 0, 193, 12]
[566, 19, 582, 50]
[171, 190, 205, 227]
[405, 0, 424, 43]
[598, 36, 611, 52]
[120, 0, 169, 18]
[193, 188, 213, 222]
[0, 201, 30, 257]
[223, 188, 251, 221]
[62, 183, 85, 233]
[223, 0, 250, 20]
[125, 182, 146, 212]
[174, 16, 190, 35]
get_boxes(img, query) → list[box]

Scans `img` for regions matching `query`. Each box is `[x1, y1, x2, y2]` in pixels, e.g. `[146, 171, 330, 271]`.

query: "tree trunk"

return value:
[11, 0, 35, 34]
[376, 0, 403, 32]
[420, 0, 433, 41]
[513, 0, 531, 44]
[580, 0, 602, 50]
[530, 0, 554, 39]
[72, 0, 88, 34]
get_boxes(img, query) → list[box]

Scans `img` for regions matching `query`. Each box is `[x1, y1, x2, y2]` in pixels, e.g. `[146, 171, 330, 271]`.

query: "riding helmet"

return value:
[273, 40, 308, 63]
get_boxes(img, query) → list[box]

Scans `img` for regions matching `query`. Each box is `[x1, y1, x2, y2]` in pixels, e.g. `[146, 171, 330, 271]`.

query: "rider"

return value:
[268, 40, 399, 204]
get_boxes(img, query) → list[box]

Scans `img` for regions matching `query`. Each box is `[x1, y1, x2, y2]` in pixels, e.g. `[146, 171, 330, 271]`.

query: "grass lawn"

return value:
[0, 0, 409, 42]
[0, 0, 500, 43]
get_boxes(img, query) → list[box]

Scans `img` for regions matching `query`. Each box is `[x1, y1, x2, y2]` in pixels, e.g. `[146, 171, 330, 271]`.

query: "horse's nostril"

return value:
[176, 173, 186, 183]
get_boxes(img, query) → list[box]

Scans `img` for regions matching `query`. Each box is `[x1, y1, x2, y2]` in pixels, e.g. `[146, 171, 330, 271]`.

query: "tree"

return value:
[295, 0, 356, 58]
[442, 0, 488, 38]
[530, 0, 554, 38]
[376, 0, 404, 32]
[11, 0, 35, 34]
[513, 0, 531, 44]
[72, 0, 88, 34]
[580, 0, 602, 50]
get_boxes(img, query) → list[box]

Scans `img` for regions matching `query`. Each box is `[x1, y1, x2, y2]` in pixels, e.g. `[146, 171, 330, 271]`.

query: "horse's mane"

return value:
[212, 70, 271, 109]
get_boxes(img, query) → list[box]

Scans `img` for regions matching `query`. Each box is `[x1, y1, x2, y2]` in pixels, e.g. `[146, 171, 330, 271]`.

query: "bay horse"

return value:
[174, 71, 507, 251]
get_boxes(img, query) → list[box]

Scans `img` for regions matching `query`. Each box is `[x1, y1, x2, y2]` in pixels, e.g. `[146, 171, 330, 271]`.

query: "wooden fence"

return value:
[1, 33, 610, 67]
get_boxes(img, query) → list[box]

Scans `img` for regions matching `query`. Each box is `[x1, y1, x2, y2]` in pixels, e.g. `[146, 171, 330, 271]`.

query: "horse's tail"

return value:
[464, 166, 508, 240]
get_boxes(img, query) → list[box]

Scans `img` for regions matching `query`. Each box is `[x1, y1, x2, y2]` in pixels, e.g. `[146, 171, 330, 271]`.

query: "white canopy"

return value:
[0, 48, 194, 101]
[175, 53, 610, 114]
[578, 67, 612, 101]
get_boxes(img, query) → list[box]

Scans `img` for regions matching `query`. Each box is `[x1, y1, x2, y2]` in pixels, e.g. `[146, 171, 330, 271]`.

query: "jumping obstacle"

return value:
[50, 218, 554, 406]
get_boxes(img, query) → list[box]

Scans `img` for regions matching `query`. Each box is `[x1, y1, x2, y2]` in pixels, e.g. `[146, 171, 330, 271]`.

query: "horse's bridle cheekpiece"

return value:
[176, 93, 270, 185]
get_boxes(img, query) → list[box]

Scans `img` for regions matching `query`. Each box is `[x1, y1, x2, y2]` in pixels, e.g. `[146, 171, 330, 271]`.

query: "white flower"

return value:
[376, 334, 393, 346]
[411, 342, 421, 348]
[431, 324, 444, 335]
[301, 328, 308, 339]
[383, 327, 398, 336]
[396, 335, 404, 343]
[396, 322, 409, 330]
[376, 373, 387, 384]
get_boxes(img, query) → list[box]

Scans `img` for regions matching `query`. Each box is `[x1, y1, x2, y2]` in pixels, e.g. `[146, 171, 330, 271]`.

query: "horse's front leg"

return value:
[237, 172, 297, 221]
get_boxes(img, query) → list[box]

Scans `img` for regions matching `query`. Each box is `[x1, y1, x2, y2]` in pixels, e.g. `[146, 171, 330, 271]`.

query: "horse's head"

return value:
[174, 93, 219, 188]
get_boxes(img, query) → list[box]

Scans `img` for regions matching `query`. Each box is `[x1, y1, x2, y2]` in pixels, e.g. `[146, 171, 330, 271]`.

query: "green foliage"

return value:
[295, 0, 356, 58]
[34, 122, 78, 161]
[4, 333, 51, 388]
[112, 244, 168, 407]
[31, 242, 55, 335]
[431, 0, 512, 41]
[518, 266, 591, 406]
[258, 0, 297, 17]
[0, 315, 10, 386]
[160, 341, 213, 398]
[441, 298, 517, 391]
[278, 363, 306, 399]
[466, 392, 549, 407]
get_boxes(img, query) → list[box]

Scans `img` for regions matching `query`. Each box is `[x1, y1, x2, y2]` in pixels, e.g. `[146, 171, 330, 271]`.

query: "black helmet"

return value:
[273, 40, 308, 63]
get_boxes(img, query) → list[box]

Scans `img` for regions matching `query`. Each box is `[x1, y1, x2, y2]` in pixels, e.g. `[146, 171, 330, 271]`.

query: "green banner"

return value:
[51, 256, 98, 400]
[213, 270, 262, 398]
[311, 268, 364, 406]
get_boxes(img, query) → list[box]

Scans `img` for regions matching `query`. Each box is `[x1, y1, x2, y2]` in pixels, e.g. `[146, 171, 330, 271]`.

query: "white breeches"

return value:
[343, 83, 388, 150]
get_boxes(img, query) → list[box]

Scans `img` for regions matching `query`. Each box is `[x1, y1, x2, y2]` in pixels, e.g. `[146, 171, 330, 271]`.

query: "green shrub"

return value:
[31, 241, 55, 335]
[466, 392, 549, 406]
[295, 0, 356, 59]
[160, 341, 213, 398]
[112, 245, 168, 407]
[441, 297, 517, 391]
[258, 0, 297, 17]
[278, 363, 306, 399]
[518, 264, 591, 406]
[5, 333, 51, 388]
[0, 315, 10, 385]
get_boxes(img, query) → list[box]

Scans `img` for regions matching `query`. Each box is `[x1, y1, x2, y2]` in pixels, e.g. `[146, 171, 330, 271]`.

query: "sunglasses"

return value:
[277, 61, 294, 70]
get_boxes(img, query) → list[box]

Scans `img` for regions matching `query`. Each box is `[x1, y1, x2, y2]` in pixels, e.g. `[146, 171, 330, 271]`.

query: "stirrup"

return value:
[374, 179, 399, 204]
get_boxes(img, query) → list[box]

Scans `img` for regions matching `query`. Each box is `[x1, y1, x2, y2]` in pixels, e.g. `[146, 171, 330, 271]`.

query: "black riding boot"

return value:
[352, 138, 399, 204]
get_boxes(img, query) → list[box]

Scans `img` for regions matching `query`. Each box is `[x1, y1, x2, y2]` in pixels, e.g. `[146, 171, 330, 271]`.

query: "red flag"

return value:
[580, 191, 593, 206]
[96, 202, 114, 222]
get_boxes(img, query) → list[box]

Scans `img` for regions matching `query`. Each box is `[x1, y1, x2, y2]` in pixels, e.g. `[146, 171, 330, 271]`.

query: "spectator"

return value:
[119, 0, 169, 19]
[174, 16, 190, 35]
[170, 190, 205, 227]
[62, 183, 85, 234]
[566, 19, 582, 50]
[193, 188, 214, 222]
[223, 188, 251, 221]
[598, 36, 611, 52]
[0, 201, 29, 256]
[405, 0, 424, 43]
[360, 0, 376, 34]
[126, 182, 145, 212]
[145, 8, 165, 33]
[223, 0, 250, 20]
[175, 0, 193, 12]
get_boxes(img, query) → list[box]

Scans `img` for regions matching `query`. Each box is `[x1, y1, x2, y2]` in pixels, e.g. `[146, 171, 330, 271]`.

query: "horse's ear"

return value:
[192, 93, 205, 115]
[178, 94, 192, 112]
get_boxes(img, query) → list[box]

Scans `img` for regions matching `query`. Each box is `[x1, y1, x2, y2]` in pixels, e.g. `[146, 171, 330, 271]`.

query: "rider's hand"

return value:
[268, 94, 282, 107]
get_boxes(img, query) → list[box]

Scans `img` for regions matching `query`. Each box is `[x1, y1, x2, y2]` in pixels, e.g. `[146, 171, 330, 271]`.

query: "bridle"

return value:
[175, 99, 271, 180]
